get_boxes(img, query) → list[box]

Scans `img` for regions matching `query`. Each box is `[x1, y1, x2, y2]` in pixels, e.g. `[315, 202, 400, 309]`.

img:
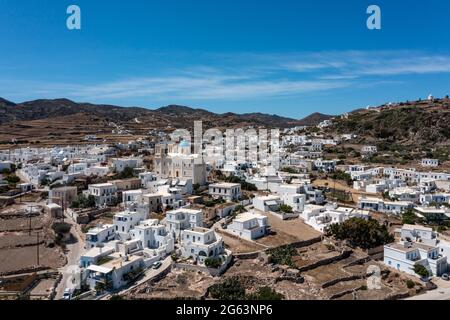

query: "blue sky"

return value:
[1, 0, 450, 118]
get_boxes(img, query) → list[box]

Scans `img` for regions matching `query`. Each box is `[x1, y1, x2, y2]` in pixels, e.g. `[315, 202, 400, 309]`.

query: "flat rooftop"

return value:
[209, 182, 241, 188]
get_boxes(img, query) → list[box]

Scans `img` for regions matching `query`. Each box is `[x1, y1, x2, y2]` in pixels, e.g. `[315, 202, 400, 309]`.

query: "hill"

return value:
[328, 99, 450, 147]
[0, 98, 328, 129]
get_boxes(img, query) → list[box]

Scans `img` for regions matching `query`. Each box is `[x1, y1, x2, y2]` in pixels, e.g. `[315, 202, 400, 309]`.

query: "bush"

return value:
[52, 222, 71, 234]
[281, 167, 298, 174]
[112, 166, 135, 180]
[406, 279, 415, 289]
[279, 204, 293, 213]
[267, 246, 297, 267]
[205, 257, 223, 269]
[246, 287, 284, 300]
[5, 175, 20, 184]
[208, 277, 246, 300]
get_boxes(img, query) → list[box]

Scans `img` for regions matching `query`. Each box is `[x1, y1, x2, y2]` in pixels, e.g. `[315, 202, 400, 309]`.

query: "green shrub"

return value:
[279, 204, 293, 213]
[208, 277, 246, 300]
[406, 279, 415, 289]
[205, 257, 223, 269]
[246, 287, 284, 300]
[413, 264, 429, 278]
[267, 246, 297, 267]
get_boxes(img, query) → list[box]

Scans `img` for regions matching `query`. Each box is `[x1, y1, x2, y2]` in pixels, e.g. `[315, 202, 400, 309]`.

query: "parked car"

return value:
[442, 273, 449, 281]
[62, 288, 73, 300]
[152, 261, 162, 269]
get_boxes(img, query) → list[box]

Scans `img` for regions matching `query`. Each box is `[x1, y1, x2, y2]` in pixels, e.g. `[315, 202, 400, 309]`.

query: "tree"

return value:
[279, 204, 293, 213]
[193, 183, 201, 195]
[329, 170, 353, 186]
[402, 209, 420, 225]
[327, 217, 394, 250]
[413, 264, 429, 278]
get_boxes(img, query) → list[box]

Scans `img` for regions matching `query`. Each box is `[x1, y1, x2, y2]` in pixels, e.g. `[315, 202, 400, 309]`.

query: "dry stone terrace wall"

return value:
[296, 250, 353, 273]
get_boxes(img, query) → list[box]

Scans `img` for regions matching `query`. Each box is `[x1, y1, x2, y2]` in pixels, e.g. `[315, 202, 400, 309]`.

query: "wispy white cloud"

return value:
[2, 50, 450, 104]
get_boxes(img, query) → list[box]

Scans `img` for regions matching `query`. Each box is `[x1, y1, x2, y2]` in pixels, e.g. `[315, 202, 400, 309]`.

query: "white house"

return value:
[113, 210, 147, 240]
[112, 158, 142, 173]
[139, 172, 159, 191]
[389, 187, 420, 203]
[358, 197, 413, 215]
[86, 254, 144, 290]
[85, 224, 116, 249]
[421, 159, 439, 167]
[166, 208, 203, 238]
[86, 183, 118, 207]
[420, 193, 450, 206]
[130, 219, 174, 255]
[361, 146, 378, 154]
[301, 204, 370, 233]
[227, 211, 269, 240]
[208, 182, 241, 202]
[122, 189, 143, 207]
[180, 227, 226, 265]
[252, 195, 282, 212]
[384, 242, 447, 278]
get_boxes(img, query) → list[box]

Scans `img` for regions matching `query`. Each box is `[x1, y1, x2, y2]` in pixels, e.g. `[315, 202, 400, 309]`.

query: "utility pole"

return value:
[27, 205, 36, 236]
[36, 231, 40, 266]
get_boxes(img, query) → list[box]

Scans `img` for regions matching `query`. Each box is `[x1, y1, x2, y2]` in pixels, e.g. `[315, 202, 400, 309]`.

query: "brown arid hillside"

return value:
[329, 99, 450, 147]
[0, 98, 332, 147]
[320, 98, 450, 168]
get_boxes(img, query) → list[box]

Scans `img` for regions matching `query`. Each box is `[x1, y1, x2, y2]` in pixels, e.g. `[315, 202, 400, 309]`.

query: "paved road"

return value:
[405, 279, 450, 300]
[405, 287, 450, 300]
[55, 212, 85, 300]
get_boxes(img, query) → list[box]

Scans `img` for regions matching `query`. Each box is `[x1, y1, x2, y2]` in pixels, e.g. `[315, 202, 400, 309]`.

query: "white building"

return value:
[112, 158, 142, 173]
[180, 227, 226, 265]
[85, 224, 116, 249]
[208, 182, 241, 202]
[384, 225, 447, 278]
[227, 211, 269, 240]
[361, 145, 378, 154]
[166, 208, 203, 238]
[86, 183, 118, 207]
[420, 193, 450, 206]
[252, 195, 282, 212]
[130, 219, 174, 254]
[301, 204, 370, 233]
[113, 210, 147, 240]
[421, 159, 439, 167]
[122, 189, 143, 207]
[358, 197, 413, 215]
[154, 142, 207, 185]
[86, 254, 144, 290]
[139, 172, 159, 191]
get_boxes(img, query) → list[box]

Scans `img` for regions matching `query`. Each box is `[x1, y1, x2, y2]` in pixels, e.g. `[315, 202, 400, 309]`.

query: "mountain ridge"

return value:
[0, 98, 333, 128]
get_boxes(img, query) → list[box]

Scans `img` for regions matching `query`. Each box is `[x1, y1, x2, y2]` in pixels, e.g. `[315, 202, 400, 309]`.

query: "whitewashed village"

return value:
[0, 100, 450, 301]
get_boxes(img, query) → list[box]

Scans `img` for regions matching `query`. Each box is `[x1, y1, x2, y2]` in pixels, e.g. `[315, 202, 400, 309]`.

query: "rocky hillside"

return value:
[329, 99, 450, 146]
